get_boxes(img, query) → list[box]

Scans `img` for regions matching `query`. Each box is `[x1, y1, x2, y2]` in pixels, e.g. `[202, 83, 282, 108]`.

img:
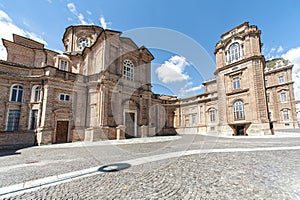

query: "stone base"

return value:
[157, 127, 177, 136]
[84, 126, 125, 141]
[37, 127, 53, 145]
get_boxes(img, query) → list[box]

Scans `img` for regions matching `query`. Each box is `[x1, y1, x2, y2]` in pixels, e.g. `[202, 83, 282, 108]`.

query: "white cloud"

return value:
[78, 13, 87, 25]
[270, 47, 276, 53]
[86, 10, 92, 15]
[178, 82, 204, 97]
[67, 3, 77, 15]
[156, 55, 190, 83]
[100, 16, 111, 29]
[67, 2, 88, 25]
[277, 45, 284, 53]
[0, 9, 47, 60]
[266, 46, 284, 60]
[282, 46, 300, 100]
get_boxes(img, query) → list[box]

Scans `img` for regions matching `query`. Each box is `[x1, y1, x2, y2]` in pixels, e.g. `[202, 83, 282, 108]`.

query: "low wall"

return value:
[0, 131, 35, 149]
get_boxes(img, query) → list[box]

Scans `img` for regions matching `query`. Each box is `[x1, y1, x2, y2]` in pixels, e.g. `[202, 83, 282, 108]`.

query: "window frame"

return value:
[225, 42, 244, 63]
[59, 59, 69, 71]
[6, 109, 21, 131]
[31, 85, 41, 102]
[209, 108, 216, 123]
[123, 59, 134, 81]
[282, 109, 289, 121]
[233, 77, 241, 90]
[280, 91, 287, 102]
[29, 109, 39, 130]
[278, 76, 284, 84]
[266, 92, 270, 103]
[10, 84, 23, 102]
[59, 94, 71, 102]
[233, 100, 245, 120]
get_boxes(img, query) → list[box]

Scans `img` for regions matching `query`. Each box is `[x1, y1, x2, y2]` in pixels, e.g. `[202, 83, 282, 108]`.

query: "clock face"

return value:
[78, 38, 89, 50]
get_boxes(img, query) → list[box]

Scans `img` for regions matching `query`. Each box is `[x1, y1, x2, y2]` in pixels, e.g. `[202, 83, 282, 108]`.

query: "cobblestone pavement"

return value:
[1, 134, 300, 199]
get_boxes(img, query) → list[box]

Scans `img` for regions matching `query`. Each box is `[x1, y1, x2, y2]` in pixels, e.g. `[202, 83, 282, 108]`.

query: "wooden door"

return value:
[56, 121, 69, 143]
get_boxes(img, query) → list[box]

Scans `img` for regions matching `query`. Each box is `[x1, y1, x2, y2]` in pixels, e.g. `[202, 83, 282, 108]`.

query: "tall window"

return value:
[209, 108, 216, 122]
[32, 85, 41, 102]
[233, 100, 245, 120]
[10, 85, 23, 102]
[233, 77, 240, 89]
[123, 60, 134, 81]
[225, 42, 244, 63]
[280, 91, 287, 102]
[192, 114, 197, 126]
[266, 93, 270, 103]
[30, 110, 38, 130]
[59, 60, 69, 71]
[282, 109, 289, 121]
[7, 110, 20, 131]
[278, 76, 284, 83]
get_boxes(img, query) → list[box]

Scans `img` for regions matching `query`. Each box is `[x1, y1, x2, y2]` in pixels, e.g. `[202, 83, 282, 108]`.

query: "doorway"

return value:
[236, 126, 245, 136]
[56, 121, 69, 143]
[124, 111, 136, 138]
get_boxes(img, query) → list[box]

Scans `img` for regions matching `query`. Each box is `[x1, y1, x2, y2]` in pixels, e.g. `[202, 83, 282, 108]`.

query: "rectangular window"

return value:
[192, 114, 197, 126]
[30, 110, 38, 130]
[280, 92, 287, 102]
[59, 94, 71, 101]
[266, 93, 270, 103]
[7, 110, 20, 131]
[283, 110, 289, 121]
[265, 79, 268, 87]
[278, 76, 284, 83]
[233, 77, 240, 89]
[59, 60, 69, 71]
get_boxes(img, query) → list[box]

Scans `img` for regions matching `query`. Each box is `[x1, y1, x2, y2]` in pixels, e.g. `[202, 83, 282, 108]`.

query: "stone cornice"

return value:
[215, 55, 264, 74]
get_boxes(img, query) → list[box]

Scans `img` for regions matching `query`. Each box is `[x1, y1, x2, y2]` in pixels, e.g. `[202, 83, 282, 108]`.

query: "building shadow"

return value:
[0, 149, 21, 157]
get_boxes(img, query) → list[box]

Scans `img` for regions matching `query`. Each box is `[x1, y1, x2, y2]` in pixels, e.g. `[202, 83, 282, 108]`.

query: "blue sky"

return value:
[0, 0, 300, 98]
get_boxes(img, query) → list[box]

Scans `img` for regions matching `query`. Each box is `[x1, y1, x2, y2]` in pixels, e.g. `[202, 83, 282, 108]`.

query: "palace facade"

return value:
[0, 22, 298, 147]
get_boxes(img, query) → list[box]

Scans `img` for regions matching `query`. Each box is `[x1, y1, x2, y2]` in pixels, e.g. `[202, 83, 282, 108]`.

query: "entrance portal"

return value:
[56, 121, 68, 143]
[236, 126, 245, 136]
[124, 112, 136, 138]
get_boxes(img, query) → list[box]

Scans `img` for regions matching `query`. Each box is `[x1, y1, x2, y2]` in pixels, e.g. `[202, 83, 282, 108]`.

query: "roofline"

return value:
[221, 22, 249, 38]
[2, 38, 59, 55]
[12, 34, 46, 47]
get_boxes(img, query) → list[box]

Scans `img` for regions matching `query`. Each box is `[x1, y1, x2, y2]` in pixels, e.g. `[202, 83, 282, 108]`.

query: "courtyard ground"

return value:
[0, 132, 299, 199]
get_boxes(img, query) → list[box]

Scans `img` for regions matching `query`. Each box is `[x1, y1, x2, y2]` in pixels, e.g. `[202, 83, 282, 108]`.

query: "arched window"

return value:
[31, 85, 41, 102]
[123, 60, 134, 81]
[209, 108, 216, 122]
[10, 85, 23, 102]
[233, 100, 245, 120]
[225, 42, 244, 63]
